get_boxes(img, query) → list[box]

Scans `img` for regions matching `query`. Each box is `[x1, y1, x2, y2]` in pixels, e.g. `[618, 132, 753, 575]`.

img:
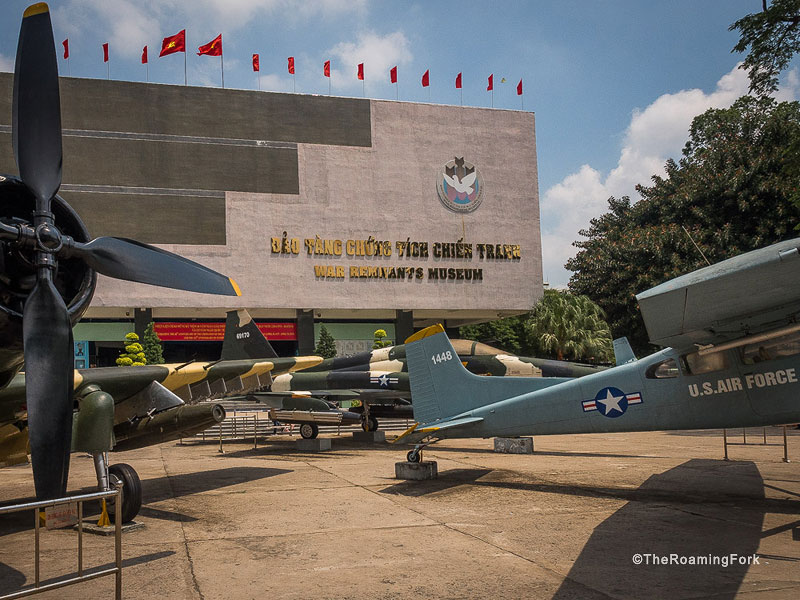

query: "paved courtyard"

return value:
[1, 428, 799, 599]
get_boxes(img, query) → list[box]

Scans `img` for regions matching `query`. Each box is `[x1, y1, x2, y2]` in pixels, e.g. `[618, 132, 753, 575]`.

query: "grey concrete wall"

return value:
[91, 100, 542, 317]
[0, 73, 541, 318]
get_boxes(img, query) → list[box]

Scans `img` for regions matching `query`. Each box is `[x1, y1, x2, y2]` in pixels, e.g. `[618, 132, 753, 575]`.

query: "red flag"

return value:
[455, 72, 462, 89]
[197, 34, 222, 57]
[288, 56, 295, 74]
[421, 69, 429, 87]
[517, 79, 523, 95]
[252, 53, 260, 72]
[357, 63, 364, 81]
[62, 39, 69, 59]
[487, 74, 493, 91]
[324, 60, 331, 77]
[102, 43, 109, 63]
[390, 65, 397, 83]
[141, 45, 148, 64]
[160, 29, 186, 57]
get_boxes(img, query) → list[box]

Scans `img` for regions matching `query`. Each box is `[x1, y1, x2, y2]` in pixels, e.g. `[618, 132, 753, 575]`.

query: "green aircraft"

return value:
[0, 4, 319, 522]
[269, 340, 605, 431]
[396, 237, 800, 462]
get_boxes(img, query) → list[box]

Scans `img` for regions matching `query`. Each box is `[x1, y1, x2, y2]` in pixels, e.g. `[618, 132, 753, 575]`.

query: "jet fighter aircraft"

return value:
[397, 237, 800, 462]
[270, 339, 605, 431]
[0, 3, 249, 521]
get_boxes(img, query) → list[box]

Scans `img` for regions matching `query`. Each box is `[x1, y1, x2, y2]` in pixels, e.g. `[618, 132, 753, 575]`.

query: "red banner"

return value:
[153, 322, 297, 341]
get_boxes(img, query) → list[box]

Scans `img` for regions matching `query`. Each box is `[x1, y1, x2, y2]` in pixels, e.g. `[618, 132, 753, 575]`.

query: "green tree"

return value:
[526, 290, 613, 362]
[731, 0, 800, 96]
[459, 316, 526, 355]
[116, 332, 146, 367]
[372, 329, 392, 349]
[142, 322, 165, 364]
[315, 324, 337, 358]
[568, 96, 800, 352]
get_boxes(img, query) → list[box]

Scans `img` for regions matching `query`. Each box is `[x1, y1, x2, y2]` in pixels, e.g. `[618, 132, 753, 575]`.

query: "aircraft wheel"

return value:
[300, 423, 319, 439]
[362, 415, 379, 432]
[406, 450, 420, 463]
[108, 463, 142, 523]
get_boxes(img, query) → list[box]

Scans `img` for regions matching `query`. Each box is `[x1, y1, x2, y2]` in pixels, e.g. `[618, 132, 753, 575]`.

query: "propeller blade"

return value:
[69, 237, 242, 296]
[23, 276, 74, 500]
[13, 3, 62, 210]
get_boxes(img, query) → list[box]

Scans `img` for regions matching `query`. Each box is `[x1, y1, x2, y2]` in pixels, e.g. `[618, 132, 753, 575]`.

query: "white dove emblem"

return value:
[443, 170, 477, 195]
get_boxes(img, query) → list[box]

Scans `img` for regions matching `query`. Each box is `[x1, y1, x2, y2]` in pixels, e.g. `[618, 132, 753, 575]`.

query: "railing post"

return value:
[114, 482, 122, 600]
[784, 425, 790, 463]
[77, 501, 83, 576]
[723, 428, 729, 461]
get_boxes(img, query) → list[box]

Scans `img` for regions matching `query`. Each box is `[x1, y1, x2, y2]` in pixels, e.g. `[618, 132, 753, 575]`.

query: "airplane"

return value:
[269, 340, 606, 431]
[395, 237, 800, 463]
[0, 3, 256, 522]
[0, 308, 327, 522]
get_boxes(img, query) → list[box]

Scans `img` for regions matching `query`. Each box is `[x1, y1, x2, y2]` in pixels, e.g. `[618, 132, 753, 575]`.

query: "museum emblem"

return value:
[436, 157, 484, 214]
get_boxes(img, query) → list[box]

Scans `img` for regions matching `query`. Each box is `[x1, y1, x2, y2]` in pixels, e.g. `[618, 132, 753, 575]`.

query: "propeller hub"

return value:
[34, 222, 62, 253]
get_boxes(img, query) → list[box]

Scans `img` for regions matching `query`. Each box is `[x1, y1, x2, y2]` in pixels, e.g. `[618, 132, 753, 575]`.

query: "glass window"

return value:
[682, 351, 729, 375]
[741, 330, 800, 364]
[646, 358, 680, 379]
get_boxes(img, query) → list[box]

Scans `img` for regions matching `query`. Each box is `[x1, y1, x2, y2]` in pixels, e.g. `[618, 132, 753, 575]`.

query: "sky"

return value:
[1, 0, 798, 288]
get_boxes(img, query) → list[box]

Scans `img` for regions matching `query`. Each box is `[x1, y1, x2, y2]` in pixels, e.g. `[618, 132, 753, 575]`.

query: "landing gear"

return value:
[93, 452, 142, 523]
[299, 423, 319, 439]
[406, 441, 432, 463]
[361, 415, 379, 432]
[108, 464, 142, 523]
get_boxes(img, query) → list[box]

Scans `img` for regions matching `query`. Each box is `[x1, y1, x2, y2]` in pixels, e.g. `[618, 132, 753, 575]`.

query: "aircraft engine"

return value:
[0, 176, 95, 378]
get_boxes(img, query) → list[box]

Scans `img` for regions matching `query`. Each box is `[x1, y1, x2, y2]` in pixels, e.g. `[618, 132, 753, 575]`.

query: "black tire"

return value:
[108, 463, 142, 523]
[299, 423, 318, 439]
[363, 415, 379, 432]
[407, 450, 420, 463]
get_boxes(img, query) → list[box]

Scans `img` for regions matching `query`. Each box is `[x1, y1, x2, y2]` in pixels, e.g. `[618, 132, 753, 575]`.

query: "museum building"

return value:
[0, 73, 543, 365]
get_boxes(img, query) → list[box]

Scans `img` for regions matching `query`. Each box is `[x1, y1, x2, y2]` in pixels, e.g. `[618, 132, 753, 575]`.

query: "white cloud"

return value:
[54, 0, 367, 60]
[0, 54, 13, 73]
[541, 64, 800, 288]
[329, 31, 412, 92]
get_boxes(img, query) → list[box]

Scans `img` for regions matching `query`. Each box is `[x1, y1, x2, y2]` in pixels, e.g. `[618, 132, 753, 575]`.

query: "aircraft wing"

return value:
[393, 416, 484, 444]
[636, 238, 800, 349]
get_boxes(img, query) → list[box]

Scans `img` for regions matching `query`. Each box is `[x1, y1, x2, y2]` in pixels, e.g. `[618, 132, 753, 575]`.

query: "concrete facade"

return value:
[0, 73, 542, 345]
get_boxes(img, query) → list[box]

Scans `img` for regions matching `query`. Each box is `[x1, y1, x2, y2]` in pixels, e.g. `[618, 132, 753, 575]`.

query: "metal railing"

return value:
[0, 484, 123, 600]
[723, 425, 791, 462]
[188, 408, 411, 452]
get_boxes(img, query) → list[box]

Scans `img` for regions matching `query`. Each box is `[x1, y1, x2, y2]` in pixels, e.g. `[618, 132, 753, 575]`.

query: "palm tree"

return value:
[527, 290, 613, 362]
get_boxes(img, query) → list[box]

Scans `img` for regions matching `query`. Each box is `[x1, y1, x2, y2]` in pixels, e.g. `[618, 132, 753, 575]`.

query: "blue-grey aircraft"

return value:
[397, 237, 800, 462]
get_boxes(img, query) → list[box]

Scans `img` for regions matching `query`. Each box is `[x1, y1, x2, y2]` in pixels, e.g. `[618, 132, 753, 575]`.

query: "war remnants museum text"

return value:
[271, 233, 522, 282]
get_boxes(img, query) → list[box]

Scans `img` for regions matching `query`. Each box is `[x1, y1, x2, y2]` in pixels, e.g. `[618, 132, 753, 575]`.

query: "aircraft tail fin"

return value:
[220, 309, 278, 360]
[405, 325, 563, 424]
[613, 337, 637, 365]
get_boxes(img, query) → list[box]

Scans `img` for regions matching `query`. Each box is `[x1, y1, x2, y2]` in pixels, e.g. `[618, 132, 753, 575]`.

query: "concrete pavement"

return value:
[1, 428, 799, 599]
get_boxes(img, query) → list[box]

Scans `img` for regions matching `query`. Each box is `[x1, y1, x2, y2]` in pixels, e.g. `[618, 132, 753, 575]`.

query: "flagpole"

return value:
[257, 72, 261, 91]
[460, 88, 462, 106]
[491, 89, 494, 108]
[146, 62, 149, 83]
[184, 35, 187, 86]
[107, 60, 109, 80]
[220, 53, 224, 88]
[362, 79, 365, 98]
[395, 81, 398, 100]
[67, 57, 70, 77]
[293, 73, 296, 93]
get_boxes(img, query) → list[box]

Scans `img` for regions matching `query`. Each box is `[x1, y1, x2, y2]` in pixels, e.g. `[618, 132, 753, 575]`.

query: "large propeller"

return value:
[2, 3, 241, 501]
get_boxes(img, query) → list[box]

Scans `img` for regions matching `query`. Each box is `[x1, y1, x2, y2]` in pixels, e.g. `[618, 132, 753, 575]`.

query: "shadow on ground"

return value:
[0, 466, 290, 532]
[0, 551, 174, 596]
[551, 459, 775, 599]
